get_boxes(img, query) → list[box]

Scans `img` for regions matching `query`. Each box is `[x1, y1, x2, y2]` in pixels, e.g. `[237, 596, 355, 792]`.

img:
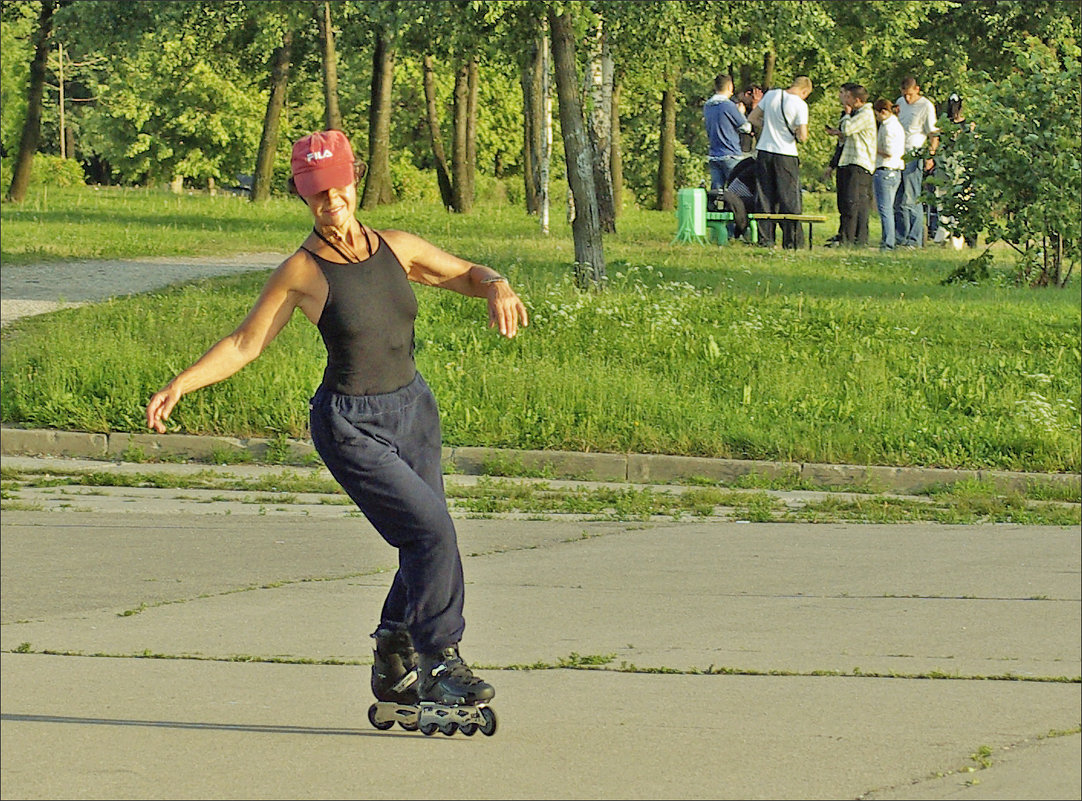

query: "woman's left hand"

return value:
[487, 281, 528, 338]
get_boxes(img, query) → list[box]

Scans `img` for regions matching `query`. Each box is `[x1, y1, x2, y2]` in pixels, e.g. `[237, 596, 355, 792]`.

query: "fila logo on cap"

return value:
[306, 149, 334, 163]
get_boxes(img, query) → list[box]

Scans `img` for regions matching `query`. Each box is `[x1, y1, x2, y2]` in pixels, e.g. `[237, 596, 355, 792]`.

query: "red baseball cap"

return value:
[290, 130, 355, 196]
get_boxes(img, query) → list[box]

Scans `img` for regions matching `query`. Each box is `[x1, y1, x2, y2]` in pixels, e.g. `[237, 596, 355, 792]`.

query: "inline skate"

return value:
[414, 645, 497, 737]
[366, 625, 421, 732]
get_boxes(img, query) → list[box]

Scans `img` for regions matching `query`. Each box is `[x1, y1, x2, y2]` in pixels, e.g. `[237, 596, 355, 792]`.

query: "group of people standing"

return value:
[704, 73, 812, 249]
[824, 76, 940, 250]
[703, 72, 943, 251]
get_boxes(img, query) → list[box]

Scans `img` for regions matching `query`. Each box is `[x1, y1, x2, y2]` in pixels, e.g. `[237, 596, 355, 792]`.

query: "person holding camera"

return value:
[833, 84, 876, 246]
[703, 73, 752, 191]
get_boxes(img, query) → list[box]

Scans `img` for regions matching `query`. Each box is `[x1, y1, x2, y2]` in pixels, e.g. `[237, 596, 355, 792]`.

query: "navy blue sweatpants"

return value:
[309, 372, 465, 655]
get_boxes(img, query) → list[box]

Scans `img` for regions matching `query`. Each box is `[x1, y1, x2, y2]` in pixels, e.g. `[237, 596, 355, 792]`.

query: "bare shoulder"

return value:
[377, 228, 444, 272]
[256, 247, 327, 323]
[378, 228, 431, 259]
[269, 247, 322, 288]
[377, 228, 473, 286]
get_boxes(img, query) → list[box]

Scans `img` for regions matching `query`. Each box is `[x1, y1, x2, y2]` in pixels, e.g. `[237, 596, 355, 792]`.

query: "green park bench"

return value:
[674, 187, 827, 248]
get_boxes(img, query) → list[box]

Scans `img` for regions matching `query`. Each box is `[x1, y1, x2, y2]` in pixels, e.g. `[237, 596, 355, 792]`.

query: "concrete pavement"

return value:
[1, 455, 1079, 799]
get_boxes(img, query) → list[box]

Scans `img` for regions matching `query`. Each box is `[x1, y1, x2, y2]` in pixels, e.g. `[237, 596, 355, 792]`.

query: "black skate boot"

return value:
[419, 646, 495, 704]
[366, 625, 420, 732]
[370, 624, 419, 703]
[416, 646, 497, 737]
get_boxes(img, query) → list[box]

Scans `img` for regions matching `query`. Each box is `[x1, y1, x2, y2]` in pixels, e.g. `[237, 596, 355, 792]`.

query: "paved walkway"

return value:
[1, 253, 283, 326]
[1, 453, 1079, 799]
[3, 258, 1080, 798]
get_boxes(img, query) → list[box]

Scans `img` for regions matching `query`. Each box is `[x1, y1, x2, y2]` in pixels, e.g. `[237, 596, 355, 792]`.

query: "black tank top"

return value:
[307, 232, 418, 395]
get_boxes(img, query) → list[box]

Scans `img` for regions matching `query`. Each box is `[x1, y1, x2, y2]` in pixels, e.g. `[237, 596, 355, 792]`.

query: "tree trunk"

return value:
[317, 1, 343, 131]
[451, 61, 471, 213]
[610, 80, 623, 216]
[739, 63, 752, 90]
[466, 56, 479, 203]
[549, 7, 605, 288]
[6, 0, 58, 203]
[521, 39, 542, 215]
[738, 29, 753, 89]
[362, 29, 396, 209]
[422, 55, 454, 209]
[656, 79, 676, 211]
[251, 29, 293, 203]
[539, 28, 552, 233]
[587, 17, 615, 233]
[763, 49, 776, 89]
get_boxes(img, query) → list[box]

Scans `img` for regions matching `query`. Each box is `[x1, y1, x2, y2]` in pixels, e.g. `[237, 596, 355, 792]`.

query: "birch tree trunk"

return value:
[539, 29, 552, 234]
[586, 16, 616, 232]
[251, 29, 293, 203]
[549, 7, 605, 287]
[610, 80, 623, 215]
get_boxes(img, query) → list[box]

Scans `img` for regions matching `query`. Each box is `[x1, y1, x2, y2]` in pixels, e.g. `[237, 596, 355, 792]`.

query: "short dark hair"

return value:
[714, 74, 733, 93]
[848, 84, 868, 103]
[900, 75, 918, 91]
[947, 93, 963, 119]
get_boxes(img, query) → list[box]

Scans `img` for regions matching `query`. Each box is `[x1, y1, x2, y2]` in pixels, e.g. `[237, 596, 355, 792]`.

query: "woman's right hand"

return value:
[146, 384, 182, 433]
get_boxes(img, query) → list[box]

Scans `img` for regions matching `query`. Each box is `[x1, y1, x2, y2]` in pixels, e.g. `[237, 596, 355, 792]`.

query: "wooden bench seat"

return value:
[705, 211, 827, 249]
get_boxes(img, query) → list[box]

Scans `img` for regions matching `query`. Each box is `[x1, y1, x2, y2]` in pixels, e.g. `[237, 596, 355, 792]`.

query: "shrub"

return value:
[391, 154, 441, 205]
[930, 36, 1080, 288]
[1, 154, 86, 191]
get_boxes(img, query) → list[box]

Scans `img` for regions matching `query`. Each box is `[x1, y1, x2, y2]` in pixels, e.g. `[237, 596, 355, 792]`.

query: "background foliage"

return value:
[2, 0, 1079, 206]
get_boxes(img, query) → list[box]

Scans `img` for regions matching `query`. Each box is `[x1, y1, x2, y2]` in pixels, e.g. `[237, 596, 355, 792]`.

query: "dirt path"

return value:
[0, 253, 286, 326]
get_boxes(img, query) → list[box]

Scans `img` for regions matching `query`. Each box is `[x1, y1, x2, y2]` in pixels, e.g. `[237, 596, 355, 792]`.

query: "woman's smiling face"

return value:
[303, 182, 357, 229]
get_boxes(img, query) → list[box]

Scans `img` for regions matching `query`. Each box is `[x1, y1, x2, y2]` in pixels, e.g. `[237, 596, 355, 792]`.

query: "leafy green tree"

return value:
[1, 1, 37, 159]
[79, 33, 265, 187]
[66, 1, 283, 189]
[918, 0, 1081, 81]
[604, 1, 718, 210]
[251, 25, 296, 202]
[932, 36, 1081, 287]
[6, 0, 67, 202]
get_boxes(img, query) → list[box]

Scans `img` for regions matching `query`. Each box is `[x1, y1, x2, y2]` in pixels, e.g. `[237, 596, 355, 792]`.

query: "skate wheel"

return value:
[367, 704, 394, 731]
[459, 722, 478, 736]
[439, 721, 458, 736]
[419, 721, 439, 736]
[479, 706, 497, 736]
[398, 720, 418, 732]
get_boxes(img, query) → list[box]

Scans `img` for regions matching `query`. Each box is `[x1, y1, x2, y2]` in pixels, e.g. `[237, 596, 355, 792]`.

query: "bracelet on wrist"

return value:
[480, 275, 508, 285]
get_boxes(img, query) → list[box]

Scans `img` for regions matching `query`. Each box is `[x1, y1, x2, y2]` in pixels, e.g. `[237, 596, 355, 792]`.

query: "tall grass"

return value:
[2, 186, 1079, 472]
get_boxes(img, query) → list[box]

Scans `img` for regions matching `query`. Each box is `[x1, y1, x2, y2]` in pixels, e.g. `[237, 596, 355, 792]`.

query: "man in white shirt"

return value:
[748, 76, 812, 249]
[893, 76, 939, 247]
[836, 84, 876, 246]
[873, 99, 906, 251]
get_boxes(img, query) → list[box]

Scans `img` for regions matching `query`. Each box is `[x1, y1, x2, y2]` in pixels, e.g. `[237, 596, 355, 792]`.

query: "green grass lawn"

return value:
[2, 185, 1079, 473]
